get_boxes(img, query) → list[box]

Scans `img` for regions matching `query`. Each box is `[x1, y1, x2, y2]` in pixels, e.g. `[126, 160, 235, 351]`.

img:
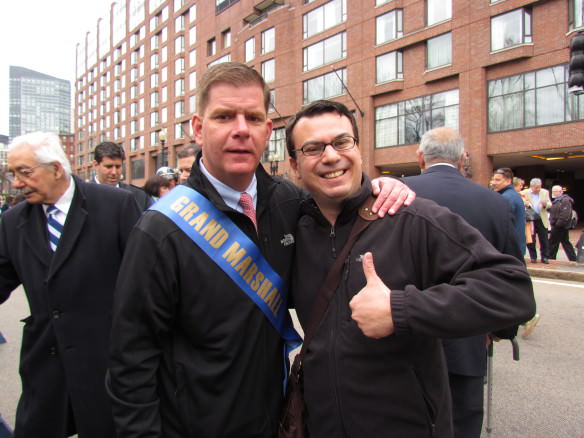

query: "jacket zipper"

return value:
[330, 225, 337, 258]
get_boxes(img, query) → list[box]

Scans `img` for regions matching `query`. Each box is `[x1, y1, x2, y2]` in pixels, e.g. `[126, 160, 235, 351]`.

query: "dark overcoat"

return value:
[0, 175, 141, 438]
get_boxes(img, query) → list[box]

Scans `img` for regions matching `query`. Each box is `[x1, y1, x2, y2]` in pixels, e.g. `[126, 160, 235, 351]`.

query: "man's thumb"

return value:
[362, 252, 379, 284]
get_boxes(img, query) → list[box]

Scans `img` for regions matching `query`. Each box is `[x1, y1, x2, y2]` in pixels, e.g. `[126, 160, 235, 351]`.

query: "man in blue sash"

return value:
[108, 62, 413, 438]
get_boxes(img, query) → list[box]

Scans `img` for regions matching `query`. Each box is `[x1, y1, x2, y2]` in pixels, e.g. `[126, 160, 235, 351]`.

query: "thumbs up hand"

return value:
[349, 252, 394, 338]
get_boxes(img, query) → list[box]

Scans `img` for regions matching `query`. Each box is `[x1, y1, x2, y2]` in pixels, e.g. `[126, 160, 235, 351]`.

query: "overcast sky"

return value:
[0, 0, 113, 135]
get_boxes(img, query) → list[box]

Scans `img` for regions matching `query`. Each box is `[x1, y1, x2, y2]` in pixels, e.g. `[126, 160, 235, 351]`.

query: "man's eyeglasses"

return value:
[7, 164, 47, 182]
[294, 136, 358, 157]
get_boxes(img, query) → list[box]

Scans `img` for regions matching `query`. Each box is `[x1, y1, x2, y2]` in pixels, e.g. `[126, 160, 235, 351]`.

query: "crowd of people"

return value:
[0, 61, 577, 438]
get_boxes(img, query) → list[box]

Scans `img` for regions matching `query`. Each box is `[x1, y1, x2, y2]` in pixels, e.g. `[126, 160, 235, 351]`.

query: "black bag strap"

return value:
[294, 196, 379, 365]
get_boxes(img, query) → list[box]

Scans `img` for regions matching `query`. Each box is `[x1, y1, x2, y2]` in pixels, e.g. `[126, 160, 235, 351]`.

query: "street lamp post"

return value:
[159, 129, 168, 168]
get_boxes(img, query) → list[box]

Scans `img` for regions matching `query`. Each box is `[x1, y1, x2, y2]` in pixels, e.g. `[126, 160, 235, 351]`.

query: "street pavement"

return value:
[0, 228, 583, 436]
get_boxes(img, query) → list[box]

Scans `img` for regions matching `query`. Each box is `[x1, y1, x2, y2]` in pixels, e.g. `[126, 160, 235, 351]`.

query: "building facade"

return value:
[9, 66, 71, 138]
[73, 0, 584, 216]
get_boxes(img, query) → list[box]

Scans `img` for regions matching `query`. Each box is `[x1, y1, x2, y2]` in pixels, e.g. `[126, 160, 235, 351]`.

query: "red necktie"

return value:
[239, 192, 257, 232]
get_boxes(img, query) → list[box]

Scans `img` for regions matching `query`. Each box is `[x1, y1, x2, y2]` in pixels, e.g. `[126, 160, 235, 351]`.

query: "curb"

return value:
[527, 267, 584, 282]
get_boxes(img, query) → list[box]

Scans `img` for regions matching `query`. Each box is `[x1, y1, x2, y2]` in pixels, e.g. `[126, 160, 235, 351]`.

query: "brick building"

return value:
[74, 0, 584, 216]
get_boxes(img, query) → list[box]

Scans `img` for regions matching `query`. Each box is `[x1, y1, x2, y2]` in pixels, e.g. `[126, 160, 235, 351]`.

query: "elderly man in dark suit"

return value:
[404, 127, 525, 438]
[92, 141, 152, 210]
[0, 132, 141, 438]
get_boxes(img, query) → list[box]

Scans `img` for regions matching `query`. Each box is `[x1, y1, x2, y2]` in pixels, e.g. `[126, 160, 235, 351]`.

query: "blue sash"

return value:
[150, 186, 301, 383]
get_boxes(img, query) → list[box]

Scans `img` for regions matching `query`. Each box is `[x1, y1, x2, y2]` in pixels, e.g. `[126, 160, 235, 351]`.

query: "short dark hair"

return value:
[285, 100, 359, 160]
[143, 175, 171, 198]
[94, 141, 125, 163]
[494, 167, 513, 181]
[198, 62, 270, 115]
[176, 144, 200, 159]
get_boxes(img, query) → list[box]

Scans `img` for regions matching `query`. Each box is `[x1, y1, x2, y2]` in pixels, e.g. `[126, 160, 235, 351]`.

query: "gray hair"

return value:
[418, 127, 464, 165]
[8, 132, 71, 176]
[529, 178, 542, 187]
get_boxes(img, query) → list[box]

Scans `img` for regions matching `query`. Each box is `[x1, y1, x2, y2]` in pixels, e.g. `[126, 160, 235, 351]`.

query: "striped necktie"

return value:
[46, 205, 63, 252]
[239, 192, 257, 232]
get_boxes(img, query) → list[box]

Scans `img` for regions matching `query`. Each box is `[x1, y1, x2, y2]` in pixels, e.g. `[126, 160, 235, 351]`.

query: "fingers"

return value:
[361, 252, 378, 284]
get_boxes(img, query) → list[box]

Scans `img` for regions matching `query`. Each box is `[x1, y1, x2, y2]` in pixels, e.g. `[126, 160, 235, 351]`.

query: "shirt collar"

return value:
[199, 159, 257, 212]
[428, 162, 457, 169]
[43, 176, 75, 216]
[94, 175, 120, 188]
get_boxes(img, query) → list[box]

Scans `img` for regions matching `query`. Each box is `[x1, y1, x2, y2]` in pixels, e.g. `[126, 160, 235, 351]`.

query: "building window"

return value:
[488, 64, 584, 132]
[208, 54, 231, 67]
[491, 8, 532, 52]
[376, 9, 403, 45]
[175, 100, 185, 117]
[262, 59, 275, 83]
[151, 53, 159, 69]
[175, 57, 185, 74]
[569, 0, 584, 30]
[376, 0, 390, 5]
[222, 28, 231, 48]
[245, 37, 255, 62]
[175, 79, 185, 96]
[208, 38, 216, 56]
[427, 0, 452, 26]
[269, 89, 276, 113]
[303, 0, 347, 39]
[262, 127, 286, 162]
[375, 89, 459, 148]
[189, 26, 197, 45]
[151, 91, 159, 107]
[376, 50, 403, 83]
[262, 27, 275, 54]
[303, 68, 346, 104]
[427, 32, 452, 70]
[175, 14, 185, 31]
[151, 111, 159, 126]
[131, 158, 145, 179]
[216, 0, 240, 14]
[175, 36, 185, 54]
[303, 32, 346, 71]
[189, 48, 197, 66]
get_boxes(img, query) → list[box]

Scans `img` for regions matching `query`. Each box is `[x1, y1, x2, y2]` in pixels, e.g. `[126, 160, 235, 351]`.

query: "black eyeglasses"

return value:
[294, 136, 358, 157]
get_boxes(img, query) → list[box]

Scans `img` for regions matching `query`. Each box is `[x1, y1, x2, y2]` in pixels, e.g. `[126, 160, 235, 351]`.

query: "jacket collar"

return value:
[185, 151, 280, 219]
[301, 173, 371, 226]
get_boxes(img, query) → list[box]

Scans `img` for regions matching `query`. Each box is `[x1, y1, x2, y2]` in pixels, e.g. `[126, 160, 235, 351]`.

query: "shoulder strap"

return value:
[297, 196, 379, 359]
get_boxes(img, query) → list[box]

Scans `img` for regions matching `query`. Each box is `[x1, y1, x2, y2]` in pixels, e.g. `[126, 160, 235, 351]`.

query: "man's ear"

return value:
[416, 150, 426, 170]
[289, 157, 301, 181]
[53, 162, 64, 179]
[192, 114, 203, 145]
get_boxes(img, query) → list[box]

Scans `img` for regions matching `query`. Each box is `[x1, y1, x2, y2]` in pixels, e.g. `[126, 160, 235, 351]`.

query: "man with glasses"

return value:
[286, 100, 535, 437]
[0, 132, 141, 437]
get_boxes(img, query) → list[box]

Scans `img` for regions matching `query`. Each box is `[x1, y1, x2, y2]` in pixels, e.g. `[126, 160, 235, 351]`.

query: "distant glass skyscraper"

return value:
[9, 66, 71, 137]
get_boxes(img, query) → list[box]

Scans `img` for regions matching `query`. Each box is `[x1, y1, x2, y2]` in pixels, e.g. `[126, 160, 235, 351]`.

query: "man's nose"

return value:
[233, 114, 250, 135]
[320, 144, 341, 161]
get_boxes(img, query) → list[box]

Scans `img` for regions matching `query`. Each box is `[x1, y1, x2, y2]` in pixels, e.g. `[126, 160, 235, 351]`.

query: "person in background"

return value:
[0, 132, 141, 437]
[521, 178, 552, 264]
[143, 174, 173, 202]
[548, 185, 577, 262]
[93, 141, 153, 211]
[404, 127, 525, 438]
[176, 144, 201, 184]
[513, 177, 534, 248]
[490, 168, 527, 257]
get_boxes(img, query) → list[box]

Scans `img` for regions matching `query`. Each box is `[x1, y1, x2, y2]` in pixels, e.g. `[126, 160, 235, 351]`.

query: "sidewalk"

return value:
[526, 227, 584, 281]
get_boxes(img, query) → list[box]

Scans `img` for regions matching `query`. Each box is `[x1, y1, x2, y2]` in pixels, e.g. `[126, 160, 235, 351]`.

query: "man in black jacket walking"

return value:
[549, 185, 577, 261]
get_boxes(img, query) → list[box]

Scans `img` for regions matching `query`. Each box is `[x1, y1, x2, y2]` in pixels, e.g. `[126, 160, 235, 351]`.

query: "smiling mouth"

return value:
[323, 170, 345, 179]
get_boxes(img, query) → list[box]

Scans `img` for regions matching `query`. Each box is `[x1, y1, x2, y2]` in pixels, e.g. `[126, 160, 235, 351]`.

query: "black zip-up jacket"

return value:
[108, 158, 304, 438]
[292, 177, 535, 438]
